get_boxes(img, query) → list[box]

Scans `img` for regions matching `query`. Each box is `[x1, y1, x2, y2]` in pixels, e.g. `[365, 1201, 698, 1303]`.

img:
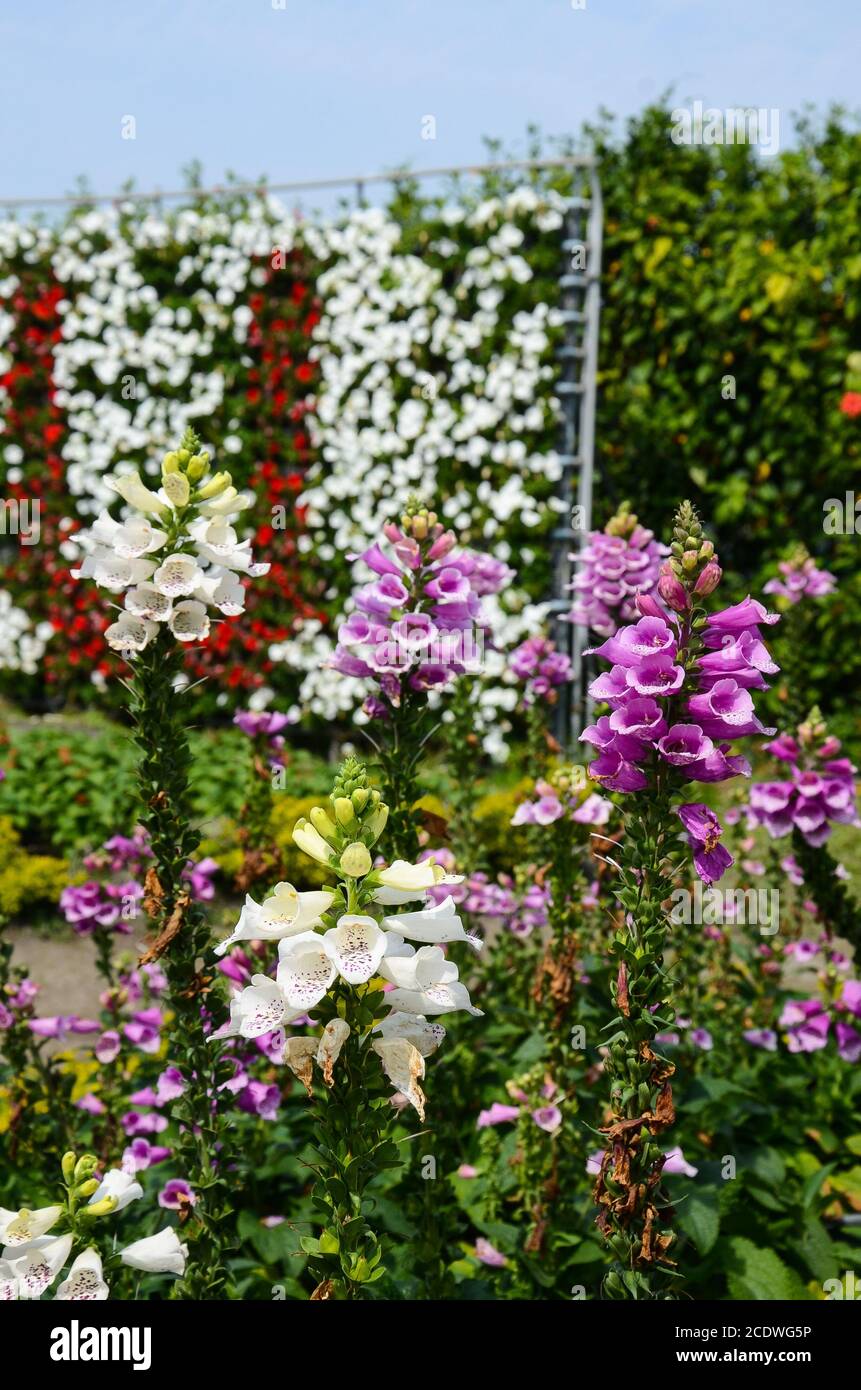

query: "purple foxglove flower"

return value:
[763, 556, 836, 604]
[657, 723, 714, 766]
[155, 1067, 186, 1105]
[841, 980, 861, 1016]
[588, 665, 630, 703]
[686, 679, 773, 739]
[742, 1028, 777, 1051]
[677, 803, 733, 884]
[457, 1164, 479, 1179]
[608, 697, 667, 744]
[706, 596, 779, 632]
[589, 749, 649, 792]
[657, 564, 690, 613]
[158, 1179, 197, 1210]
[624, 653, 685, 698]
[662, 1146, 698, 1177]
[532, 1105, 563, 1133]
[689, 1028, 713, 1050]
[779, 999, 830, 1052]
[95, 1029, 121, 1063]
[477, 1102, 521, 1128]
[588, 616, 677, 668]
[837, 1022, 861, 1062]
[693, 561, 722, 596]
[122, 1138, 171, 1172]
[75, 1094, 106, 1115]
[475, 1237, 508, 1268]
[237, 1080, 280, 1120]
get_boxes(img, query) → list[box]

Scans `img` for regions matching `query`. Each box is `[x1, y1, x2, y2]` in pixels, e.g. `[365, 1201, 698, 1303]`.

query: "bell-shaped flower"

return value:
[374, 1010, 446, 1057]
[88, 1169, 143, 1212]
[74, 549, 156, 594]
[292, 818, 336, 866]
[276, 933, 338, 1010]
[379, 944, 483, 1017]
[372, 1038, 426, 1118]
[168, 600, 210, 643]
[195, 567, 246, 616]
[383, 895, 480, 950]
[120, 1227, 187, 1275]
[105, 613, 158, 655]
[54, 1247, 109, 1301]
[5, 1233, 73, 1299]
[197, 485, 251, 517]
[92, 510, 167, 559]
[212, 974, 304, 1039]
[0, 1204, 63, 1247]
[322, 915, 388, 984]
[125, 583, 173, 622]
[190, 518, 259, 572]
[214, 883, 335, 956]
[316, 1018, 351, 1086]
[153, 553, 205, 599]
[374, 860, 439, 898]
[105, 470, 168, 517]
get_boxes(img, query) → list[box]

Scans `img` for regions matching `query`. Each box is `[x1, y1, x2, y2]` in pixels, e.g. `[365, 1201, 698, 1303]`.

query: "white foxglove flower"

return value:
[383, 895, 480, 950]
[190, 518, 258, 571]
[54, 1247, 109, 1301]
[0, 1257, 18, 1300]
[195, 568, 246, 616]
[105, 613, 158, 655]
[380, 944, 483, 1017]
[374, 1010, 446, 1057]
[168, 600, 210, 643]
[153, 553, 205, 598]
[212, 974, 304, 1039]
[292, 819, 336, 866]
[316, 1018, 350, 1086]
[373, 1039, 426, 1118]
[88, 1169, 142, 1212]
[125, 583, 173, 622]
[6, 1233, 73, 1299]
[120, 1227, 187, 1276]
[276, 932, 338, 1010]
[197, 486, 252, 517]
[92, 511, 166, 558]
[215, 883, 335, 956]
[0, 1204, 63, 1247]
[105, 471, 168, 518]
[162, 472, 190, 507]
[322, 915, 388, 984]
[73, 550, 156, 593]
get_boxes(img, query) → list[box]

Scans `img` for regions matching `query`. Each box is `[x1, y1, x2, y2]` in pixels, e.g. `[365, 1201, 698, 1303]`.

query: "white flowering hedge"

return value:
[0, 181, 569, 735]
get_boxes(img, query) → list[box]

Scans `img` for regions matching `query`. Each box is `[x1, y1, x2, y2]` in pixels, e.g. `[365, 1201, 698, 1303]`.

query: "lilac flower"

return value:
[662, 1147, 698, 1177]
[155, 1067, 185, 1105]
[836, 1022, 861, 1063]
[457, 1164, 479, 1179]
[841, 980, 861, 1016]
[742, 1028, 777, 1051]
[237, 1080, 280, 1120]
[477, 1102, 521, 1128]
[122, 1138, 171, 1173]
[158, 1179, 197, 1210]
[676, 804, 734, 885]
[689, 1028, 713, 1050]
[748, 734, 859, 847]
[75, 1094, 106, 1115]
[779, 999, 830, 1052]
[95, 1030, 121, 1063]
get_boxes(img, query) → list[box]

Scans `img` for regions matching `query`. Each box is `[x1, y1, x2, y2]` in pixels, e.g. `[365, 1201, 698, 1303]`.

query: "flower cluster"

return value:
[60, 829, 217, 935]
[0, 1150, 185, 1300]
[763, 547, 836, 605]
[71, 426, 270, 657]
[508, 635, 572, 705]
[778, 979, 861, 1061]
[512, 771, 611, 828]
[330, 502, 511, 717]
[214, 758, 482, 1118]
[748, 714, 859, 847]
[568, 502, 667, 637]
[233, 708, 293, 770]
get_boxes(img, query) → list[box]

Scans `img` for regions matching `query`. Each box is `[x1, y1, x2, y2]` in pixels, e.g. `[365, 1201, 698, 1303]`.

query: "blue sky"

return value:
[0, 0, 857, 209]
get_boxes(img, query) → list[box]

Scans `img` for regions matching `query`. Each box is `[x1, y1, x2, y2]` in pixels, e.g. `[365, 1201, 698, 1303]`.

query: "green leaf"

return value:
[675, 1186, 720, 1254]
[725, 1237, 810, 1301]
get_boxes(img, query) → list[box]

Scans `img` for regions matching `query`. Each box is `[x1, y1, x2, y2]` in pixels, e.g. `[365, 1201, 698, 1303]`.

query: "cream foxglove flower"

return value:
[190, 518, 259, 572]
[194, 568, 246, 616]
[125, 583, 173, 622]
[322, 915, 388, 984]
[214, 883, 335, 956]
[153, 553, 205, 598]
[120, 1227, 187, 1275]
[105, 470, 168, 517]
[375, 860, 438, 895]
[197, 485, 252, 517]
[292, 818, 337, 866]
[54, 1247, 109, 1301]
[162, 471, 190, 507]
[105, 613, 158, 655]
[276, 933, 338, 1010]
[88, 1169, 142, 1212]
[372, 1039, 426, 1119]
[211, 974, 305, 1039]
[5, 1233, 73, 1299]
[73, 550, 156, 593]
[380, 944, 483, 1017]
[168, 600, 210, 643]
[0, 1257, 18, 1300]
[0, 1204, 63, 1247]
[316, 1018, 350, 1086]
[383, 895, 480, 950]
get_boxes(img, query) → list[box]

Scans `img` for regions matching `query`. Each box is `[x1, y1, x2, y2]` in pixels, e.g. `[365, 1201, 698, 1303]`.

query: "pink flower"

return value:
[531, 1105, 562, 1133]
[475, 1238, 508, 1268]
[477, 1102, 520, 1129]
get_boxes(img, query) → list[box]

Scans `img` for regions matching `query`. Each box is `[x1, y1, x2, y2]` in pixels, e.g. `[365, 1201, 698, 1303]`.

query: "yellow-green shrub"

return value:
[0, 816, 69, 918]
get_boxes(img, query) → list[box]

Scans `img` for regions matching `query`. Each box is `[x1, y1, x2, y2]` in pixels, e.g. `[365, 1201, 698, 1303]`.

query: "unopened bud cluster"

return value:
[658, 501, 722, 611]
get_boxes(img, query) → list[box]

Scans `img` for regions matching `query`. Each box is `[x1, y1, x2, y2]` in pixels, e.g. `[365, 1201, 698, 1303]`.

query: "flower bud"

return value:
[163, 471, 190, 507]
[657, 564, 690, 613]
[186, 454, 209, 482]
[309, 806, 338, 841]
[351, 788, 369, 813]
[362, 804, 389, 845]
[176, 449, 191, 467]
[80, 1195, 118, 1219]
[681, 550, 698, 573]
[74, 1154, 99, 1182]
[61, 1152, 77, 1184]
[195, 470, 232, 500]
[339, 843, 372, 878]
[162, 452, 181, 474]
[634, 591, 664, 620]
[75, 1178, 100, 1199]
[693, 561, 722, 596]
[333, 797, 357, 828]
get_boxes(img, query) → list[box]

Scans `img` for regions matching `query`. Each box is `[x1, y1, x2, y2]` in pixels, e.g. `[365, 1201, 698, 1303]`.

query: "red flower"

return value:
[839, 390, 861, 418]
